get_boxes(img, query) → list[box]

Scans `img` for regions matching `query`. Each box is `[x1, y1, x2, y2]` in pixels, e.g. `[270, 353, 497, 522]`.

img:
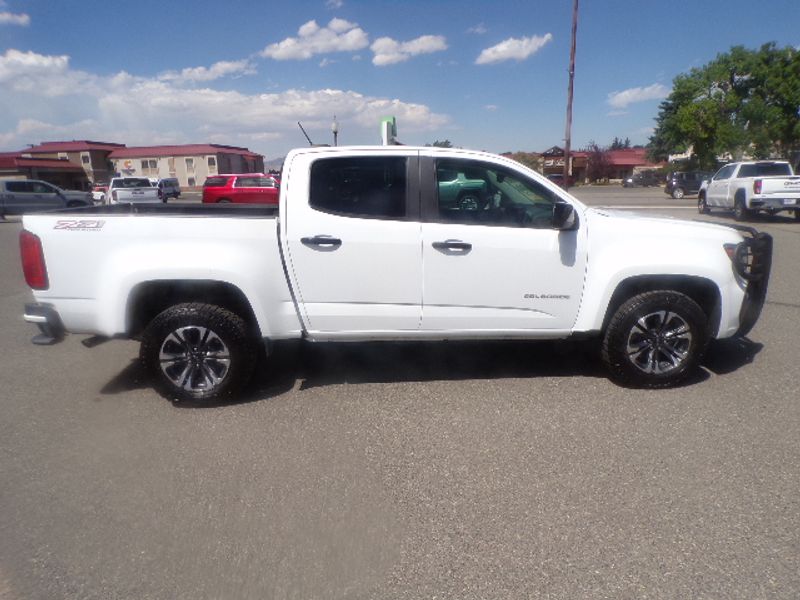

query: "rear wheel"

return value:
[671, 187, 685, 199]
[217, 198, 232, 204]
[733, 194, 752, 221]
[698, 194, 710, 214]
[140, 303, 258, 403]
[602, 291, 708, 388]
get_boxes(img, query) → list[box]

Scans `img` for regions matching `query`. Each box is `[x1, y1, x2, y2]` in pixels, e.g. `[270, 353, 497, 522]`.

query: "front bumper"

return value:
[23, 303, 65, 345]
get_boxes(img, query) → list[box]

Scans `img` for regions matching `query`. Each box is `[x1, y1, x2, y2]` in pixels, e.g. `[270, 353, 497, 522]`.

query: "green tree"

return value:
[586, 141, 612, 182]
[426, 139, 454, 148]
[648, 43, 800, 169]
[609, 137, 631, 150]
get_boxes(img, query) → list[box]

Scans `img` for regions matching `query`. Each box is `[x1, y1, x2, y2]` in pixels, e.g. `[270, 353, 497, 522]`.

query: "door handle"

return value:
[432, 239, 472, 252]
[301, 235, 342, 249]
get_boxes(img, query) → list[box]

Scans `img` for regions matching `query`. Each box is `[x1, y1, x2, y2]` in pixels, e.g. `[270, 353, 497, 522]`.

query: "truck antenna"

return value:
[297, 122, 314, 146]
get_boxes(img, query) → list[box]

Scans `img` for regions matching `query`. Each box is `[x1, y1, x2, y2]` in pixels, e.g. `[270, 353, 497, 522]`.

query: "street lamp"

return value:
[331, 115, 339, 146]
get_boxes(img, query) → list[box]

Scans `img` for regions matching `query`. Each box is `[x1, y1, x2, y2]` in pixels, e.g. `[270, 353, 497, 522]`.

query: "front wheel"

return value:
[671, 187, 685, 199]
[140, 303, 258, 402]
[601, 291, 708, 388]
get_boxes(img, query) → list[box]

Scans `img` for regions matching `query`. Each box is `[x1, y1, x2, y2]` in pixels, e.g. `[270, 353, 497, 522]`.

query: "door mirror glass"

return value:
[552, 202, 577, 230]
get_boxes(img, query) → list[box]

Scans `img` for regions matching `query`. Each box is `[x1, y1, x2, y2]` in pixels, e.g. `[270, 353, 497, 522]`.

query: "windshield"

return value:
[114, 178, 151, 188]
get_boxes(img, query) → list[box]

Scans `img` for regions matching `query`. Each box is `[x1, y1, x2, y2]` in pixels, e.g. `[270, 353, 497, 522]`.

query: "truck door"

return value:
[283, 153, 423, 334]
[706, 164, 736, 208]
[419, 156, 587, 332]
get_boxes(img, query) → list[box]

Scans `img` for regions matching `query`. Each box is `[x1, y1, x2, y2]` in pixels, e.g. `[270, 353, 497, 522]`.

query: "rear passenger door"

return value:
[283, 152, 423, 334]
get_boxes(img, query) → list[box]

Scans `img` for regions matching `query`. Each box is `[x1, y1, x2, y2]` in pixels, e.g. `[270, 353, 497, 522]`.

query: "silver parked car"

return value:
[0, 179, 92, 218]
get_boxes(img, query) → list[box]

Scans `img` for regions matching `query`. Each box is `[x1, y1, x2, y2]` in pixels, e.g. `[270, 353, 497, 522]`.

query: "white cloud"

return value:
[0, 11, 29, 26]
[159, 60, 256, 83]
[467, 23, 487, 35]
[0, 48, 449, 155]
[0, 49, 98, 96]
[325, 0, 344, 8]
[260, 18, 368, 60]
[475, 33, 553, 65]
[607, 83, 669, 109]
[484, 104, 498, 111]
[371, 35, 447, 66]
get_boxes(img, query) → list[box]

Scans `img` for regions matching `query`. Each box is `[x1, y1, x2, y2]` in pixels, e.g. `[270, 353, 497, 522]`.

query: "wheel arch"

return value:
[126, 279, 261, 340]
[601, 275, 721, 337]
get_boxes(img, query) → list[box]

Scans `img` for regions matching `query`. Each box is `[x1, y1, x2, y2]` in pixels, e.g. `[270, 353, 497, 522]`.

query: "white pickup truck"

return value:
[20, 146, 773, 402]
[699, 160, 800, 221]
[106, 177, 161, 205]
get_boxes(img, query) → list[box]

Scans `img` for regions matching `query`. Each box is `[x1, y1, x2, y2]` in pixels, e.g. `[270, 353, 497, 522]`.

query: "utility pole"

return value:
[563, 0, 579, 189]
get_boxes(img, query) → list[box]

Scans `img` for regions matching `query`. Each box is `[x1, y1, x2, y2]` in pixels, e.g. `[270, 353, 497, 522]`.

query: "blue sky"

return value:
[1, 0, 798, 160]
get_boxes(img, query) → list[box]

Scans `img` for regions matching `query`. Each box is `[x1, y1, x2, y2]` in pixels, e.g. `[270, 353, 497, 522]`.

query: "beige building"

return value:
[108, 144, 265, 188]
[22, 140, 126, 186]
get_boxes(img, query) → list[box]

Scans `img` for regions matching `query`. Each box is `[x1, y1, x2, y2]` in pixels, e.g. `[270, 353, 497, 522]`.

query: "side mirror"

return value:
[552, 203, 578, 230]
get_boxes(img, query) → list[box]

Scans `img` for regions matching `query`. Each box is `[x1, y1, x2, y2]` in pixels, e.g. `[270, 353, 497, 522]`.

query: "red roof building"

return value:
[0, 152, 89, 190]
[22, 140, 126, 185]
[606, 148, 663, 176]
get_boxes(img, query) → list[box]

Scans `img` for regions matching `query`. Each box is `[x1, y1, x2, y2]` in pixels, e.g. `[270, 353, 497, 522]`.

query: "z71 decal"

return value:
[54, 220, 106, 231]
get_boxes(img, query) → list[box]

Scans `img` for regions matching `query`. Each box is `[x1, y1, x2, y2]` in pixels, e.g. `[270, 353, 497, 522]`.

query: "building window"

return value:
[185, 157, 195, 173]
[208, 156, 216, 168]
[58, 152, 68, 160]
[81, 153, 91, 165]
[141, 159, 158, 176]
[187, 177, 196, 187]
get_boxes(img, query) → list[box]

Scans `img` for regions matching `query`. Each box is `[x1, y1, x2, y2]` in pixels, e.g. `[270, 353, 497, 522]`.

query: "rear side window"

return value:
[204, 176, 229, 187]
[6, 181, 33, 193]
[235, 176, 276, 188]
[758, 163, 792, 176]
[310, 156, 407, 219]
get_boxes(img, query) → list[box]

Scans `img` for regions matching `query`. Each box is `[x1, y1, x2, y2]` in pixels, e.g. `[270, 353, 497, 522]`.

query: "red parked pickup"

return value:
[201, 174, 280, 204]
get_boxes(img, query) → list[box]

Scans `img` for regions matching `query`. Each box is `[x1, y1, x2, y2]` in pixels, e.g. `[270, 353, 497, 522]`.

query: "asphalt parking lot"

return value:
[1, 186, 798, 599]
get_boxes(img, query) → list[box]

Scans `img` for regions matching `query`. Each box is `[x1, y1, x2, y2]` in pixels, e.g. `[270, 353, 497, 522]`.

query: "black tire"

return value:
[698, 194, 710, 214]
[671, 187, 685, 199]
[601, 291, 708, 388]
[140, 303, 258, 402]
[218, 199, 232, 204]
[733, 194, 751, 221]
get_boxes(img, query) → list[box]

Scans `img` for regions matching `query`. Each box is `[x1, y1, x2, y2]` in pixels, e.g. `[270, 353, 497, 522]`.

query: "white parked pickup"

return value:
[699, 160, 800, 221]
[20, 146, 773, 401]
[106, 177, 161, 204]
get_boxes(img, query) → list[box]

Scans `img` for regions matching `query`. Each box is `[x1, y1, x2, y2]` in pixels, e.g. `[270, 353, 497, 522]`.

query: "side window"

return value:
[310, 156, 407, 219]
[714, 165, 736, 180]
[6, 181, 31, 193]
[738, 164, 756, 178]
[32, 182, 56, 193]
[235, 177, 256, 187]
[435, 159, 557, 228]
